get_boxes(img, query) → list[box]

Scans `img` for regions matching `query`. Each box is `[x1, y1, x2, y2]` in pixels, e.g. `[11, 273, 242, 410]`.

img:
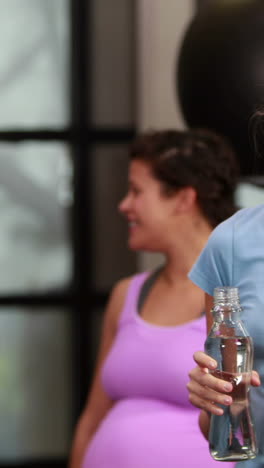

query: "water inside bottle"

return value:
[205, 335, 257, 461]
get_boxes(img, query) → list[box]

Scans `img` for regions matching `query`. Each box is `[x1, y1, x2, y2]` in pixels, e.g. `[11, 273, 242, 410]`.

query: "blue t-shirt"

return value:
[189, 203, 264, 468]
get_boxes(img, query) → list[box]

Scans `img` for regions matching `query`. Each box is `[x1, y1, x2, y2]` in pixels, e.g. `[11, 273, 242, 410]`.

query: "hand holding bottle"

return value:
[187, 350, 261, 416]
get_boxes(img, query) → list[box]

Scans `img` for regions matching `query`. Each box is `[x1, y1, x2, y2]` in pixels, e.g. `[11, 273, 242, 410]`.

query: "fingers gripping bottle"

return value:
[205, 286, 258, 461]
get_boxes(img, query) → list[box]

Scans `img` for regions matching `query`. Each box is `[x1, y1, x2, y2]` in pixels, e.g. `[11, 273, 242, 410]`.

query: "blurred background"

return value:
[1, 0, 264, 467]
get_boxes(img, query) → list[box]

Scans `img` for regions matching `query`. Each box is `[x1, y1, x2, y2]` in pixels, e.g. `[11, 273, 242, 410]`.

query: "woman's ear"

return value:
[174, 186, 197, 213]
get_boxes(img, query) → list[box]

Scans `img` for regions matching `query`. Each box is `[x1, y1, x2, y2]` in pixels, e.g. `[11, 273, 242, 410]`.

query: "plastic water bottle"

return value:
[205, 286, 257, 461]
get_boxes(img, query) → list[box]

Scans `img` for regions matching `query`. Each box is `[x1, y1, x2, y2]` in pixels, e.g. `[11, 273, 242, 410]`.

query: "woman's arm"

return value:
[69, 277, 131, 468]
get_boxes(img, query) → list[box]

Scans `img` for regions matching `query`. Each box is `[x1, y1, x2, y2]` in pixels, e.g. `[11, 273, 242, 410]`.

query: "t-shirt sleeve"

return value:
[189, 217, 234, 296]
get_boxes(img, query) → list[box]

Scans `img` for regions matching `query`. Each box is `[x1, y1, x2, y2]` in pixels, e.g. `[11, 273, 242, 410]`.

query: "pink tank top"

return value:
[101, 272, 207, 406]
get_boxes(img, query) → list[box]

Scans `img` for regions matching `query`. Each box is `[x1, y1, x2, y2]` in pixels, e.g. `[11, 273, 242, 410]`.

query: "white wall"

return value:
[137, 0, 193, 130]
[136, 0, 194, 270]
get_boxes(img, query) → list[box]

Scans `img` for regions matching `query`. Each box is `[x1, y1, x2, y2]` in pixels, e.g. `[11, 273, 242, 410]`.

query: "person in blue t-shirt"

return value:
[187, 109, 264, 468]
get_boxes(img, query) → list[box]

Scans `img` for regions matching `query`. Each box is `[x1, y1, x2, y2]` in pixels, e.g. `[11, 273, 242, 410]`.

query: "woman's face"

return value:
[119, 159, 177, 251]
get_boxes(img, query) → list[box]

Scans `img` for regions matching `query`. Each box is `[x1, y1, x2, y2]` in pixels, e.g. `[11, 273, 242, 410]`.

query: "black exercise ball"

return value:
[176, 0, 264, 176]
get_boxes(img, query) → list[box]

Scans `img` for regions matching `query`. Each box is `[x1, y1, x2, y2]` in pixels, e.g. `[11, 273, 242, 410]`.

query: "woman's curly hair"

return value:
[130, 128, 239, 228]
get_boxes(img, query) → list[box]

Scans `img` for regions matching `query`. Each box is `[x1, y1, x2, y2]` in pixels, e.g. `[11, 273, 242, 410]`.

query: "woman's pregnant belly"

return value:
[82, 398, 231, 468]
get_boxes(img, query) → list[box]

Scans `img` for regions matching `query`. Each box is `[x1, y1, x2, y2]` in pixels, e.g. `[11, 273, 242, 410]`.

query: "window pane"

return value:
[0, 308, 73, 460]
[236, 182, 264, 208]
[92, 145, 136, 291]
[0, 0, 70, 128]
[0, 142, 73, 293]
[91, 0, 135, 126]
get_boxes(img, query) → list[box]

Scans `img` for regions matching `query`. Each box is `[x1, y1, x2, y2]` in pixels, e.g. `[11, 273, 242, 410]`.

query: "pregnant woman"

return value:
[69, 128, 238, 468]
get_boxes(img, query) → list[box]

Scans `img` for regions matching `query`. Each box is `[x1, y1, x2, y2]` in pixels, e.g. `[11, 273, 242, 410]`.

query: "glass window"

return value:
[0, 0, 70, 128]
[0, 308, 73, 460]
[0, 142, 73, 293]
[236, 182, 264, 208]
